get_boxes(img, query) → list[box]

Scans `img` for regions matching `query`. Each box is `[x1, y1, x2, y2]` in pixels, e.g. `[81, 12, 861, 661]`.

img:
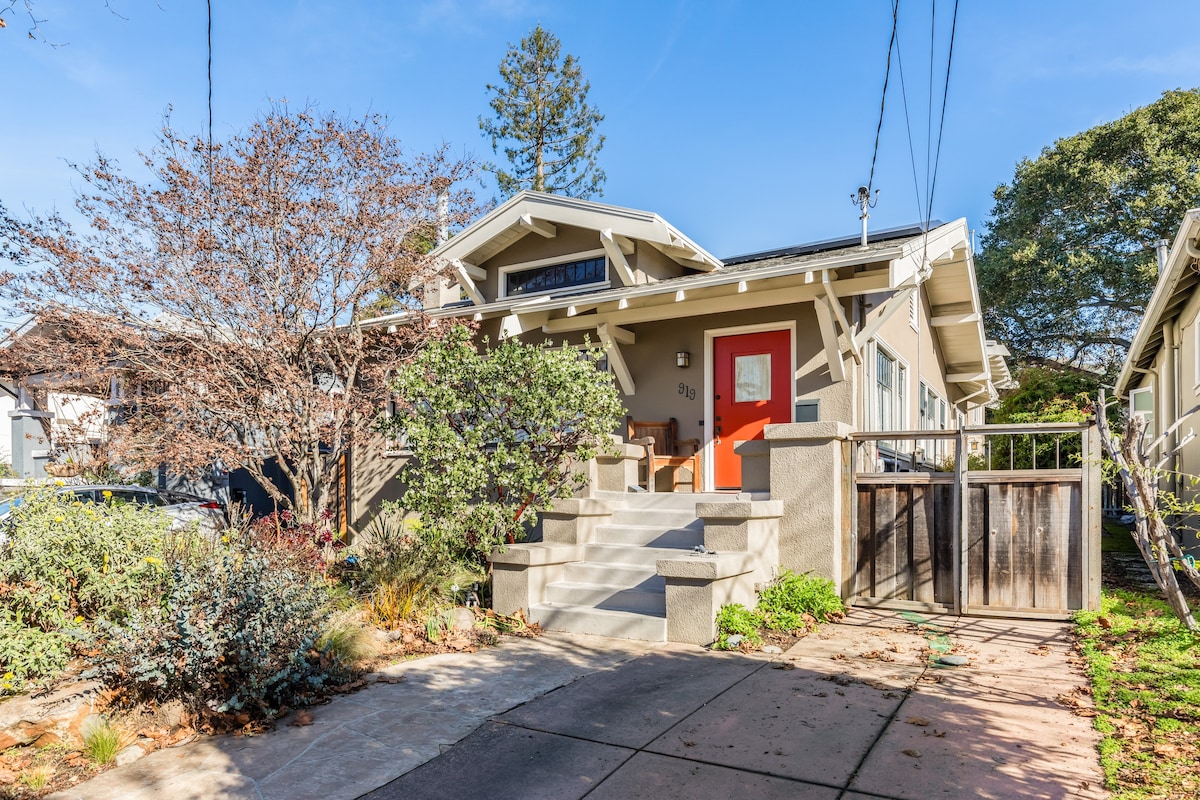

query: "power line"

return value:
[925, 0, 935, 227]
[892, 2, 924, 229]
[866, 1, 899, 195]
[207, 0, 213, 187]
[926, 0, 959, 225]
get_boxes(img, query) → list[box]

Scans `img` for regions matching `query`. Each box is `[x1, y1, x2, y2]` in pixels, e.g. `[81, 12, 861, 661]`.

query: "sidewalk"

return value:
[50, 609, 1106, 800]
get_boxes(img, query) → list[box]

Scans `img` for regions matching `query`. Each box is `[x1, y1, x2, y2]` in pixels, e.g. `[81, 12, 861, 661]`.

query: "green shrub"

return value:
[713, 603, 763, 650]
[91, 539, 344, 720]
[760, 608, 806, 633]
[351, 514, 457, 627]
[0, 487, 173, 693]
[757, 570, 845, 624]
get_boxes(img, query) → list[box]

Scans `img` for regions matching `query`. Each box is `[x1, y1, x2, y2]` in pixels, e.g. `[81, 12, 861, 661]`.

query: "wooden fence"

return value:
[848, 423, 1101, 619]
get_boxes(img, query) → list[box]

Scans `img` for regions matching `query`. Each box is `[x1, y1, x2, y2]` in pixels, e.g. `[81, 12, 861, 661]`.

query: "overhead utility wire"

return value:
[866, 1, 899, 195]
[925, 0, 959, 226]
[891, 1, 925, 229]
[924, 0, 935, 230]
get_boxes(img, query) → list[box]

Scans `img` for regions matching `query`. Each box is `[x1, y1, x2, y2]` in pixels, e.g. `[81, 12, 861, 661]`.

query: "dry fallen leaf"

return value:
[906, 716, 931, 726]
[376, 674, 406, 684]
[290, 710, 314, 727]
[902, 749, 922, 758]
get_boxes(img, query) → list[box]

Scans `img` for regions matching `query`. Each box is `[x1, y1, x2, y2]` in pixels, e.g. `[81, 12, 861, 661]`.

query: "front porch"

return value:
[491, 424, 843, 644]
[491, 421, 1103, 644]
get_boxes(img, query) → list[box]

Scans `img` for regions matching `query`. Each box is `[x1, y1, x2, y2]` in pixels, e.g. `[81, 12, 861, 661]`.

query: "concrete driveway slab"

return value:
[646, 660, 905, 787]
[48, 632, 656, 800]
[849, 678, 1105, 799]
[585, 752, 842, 799]
[358, 721, 633, 800]
[497, 648, 759, 748]
[47, 609, 1107, 800]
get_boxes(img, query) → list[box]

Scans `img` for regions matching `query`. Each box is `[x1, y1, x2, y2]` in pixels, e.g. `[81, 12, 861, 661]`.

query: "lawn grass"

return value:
[1101, 520, 1142, 554]
[1075, 590, 1200, 799]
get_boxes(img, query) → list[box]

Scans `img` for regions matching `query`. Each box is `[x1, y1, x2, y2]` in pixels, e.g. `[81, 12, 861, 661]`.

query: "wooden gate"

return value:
[848, 423, 1101, 619]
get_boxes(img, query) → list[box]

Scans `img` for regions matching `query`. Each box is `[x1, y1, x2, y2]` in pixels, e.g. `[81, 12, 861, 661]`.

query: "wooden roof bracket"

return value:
[597, 322, 636, 395]
[820, 269, 862, 365]
[600, 229, 637, 287]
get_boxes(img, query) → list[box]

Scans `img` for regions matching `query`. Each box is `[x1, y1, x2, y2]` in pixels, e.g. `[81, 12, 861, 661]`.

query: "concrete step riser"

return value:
[593, 491, 737, 510]
[529, 604, 667, 641]
[544, 582, 666, 614]
[594, 524, 704, 548]
[609, 509, 701, 528]
[563, 562, 664, 587]
[583, 543, 690, 566]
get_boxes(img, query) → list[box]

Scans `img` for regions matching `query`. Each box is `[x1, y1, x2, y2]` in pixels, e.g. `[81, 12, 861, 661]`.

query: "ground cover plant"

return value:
[1074, 589, 1200, 800]
[713, 570, 845, 651]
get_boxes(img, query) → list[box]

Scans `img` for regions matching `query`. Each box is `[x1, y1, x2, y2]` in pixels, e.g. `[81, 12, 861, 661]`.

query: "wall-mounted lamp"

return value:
[676, 351, 690, 368]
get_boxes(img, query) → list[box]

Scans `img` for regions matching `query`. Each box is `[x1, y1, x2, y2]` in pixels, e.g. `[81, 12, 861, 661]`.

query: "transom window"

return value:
[504, 256, 607, 297]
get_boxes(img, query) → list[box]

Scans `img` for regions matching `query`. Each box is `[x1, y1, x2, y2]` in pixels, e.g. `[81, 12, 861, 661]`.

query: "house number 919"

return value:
[678, 382, 696, 401]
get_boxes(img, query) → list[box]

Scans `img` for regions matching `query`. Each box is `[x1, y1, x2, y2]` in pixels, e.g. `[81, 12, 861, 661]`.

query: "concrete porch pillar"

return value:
[761, 422, 853, 586]
[9, 409, 54, 480]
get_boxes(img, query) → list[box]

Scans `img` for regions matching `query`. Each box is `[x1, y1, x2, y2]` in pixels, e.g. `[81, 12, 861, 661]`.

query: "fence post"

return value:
[954, 428, 968, 615]
[1085, 421, 1103, 609]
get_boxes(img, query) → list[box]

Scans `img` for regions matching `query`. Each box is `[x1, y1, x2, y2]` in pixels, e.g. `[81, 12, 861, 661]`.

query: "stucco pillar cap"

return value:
[763, 421, 853, 442]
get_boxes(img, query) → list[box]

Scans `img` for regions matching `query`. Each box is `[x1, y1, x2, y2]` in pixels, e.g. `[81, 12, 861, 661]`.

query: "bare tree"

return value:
[1, 107, 476, 525]
[1096, 390, 1200, 631]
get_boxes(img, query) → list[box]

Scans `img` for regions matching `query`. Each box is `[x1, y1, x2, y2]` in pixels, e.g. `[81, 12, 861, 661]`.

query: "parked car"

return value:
[0, 484, 227, 539]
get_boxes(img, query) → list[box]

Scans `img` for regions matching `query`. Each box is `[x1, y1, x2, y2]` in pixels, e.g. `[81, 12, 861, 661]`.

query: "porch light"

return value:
[676, 351, 690, 368]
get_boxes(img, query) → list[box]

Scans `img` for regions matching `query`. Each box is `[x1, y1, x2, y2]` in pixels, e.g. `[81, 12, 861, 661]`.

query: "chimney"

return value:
[433, 177, 451, 246]
[1155, 238, 1170, 274]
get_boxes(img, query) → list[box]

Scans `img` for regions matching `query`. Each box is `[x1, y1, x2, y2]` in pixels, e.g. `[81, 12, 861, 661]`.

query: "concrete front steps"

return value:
[528, 492, 737, 642]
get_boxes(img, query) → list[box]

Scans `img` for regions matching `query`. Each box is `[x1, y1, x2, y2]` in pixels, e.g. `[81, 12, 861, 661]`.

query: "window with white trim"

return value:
[918, 381, 947, 431]
[874, 346, 907, 431]
[502, 255, 607, 298]
[1129, 386, 1154, 440]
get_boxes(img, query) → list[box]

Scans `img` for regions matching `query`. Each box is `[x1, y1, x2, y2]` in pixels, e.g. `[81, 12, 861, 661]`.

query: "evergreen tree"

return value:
[480, 24, 606, 199]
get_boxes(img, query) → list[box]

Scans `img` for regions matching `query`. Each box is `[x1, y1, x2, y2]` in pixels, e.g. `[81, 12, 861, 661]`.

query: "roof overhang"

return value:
[428, 191, 723, 274]
[1115, 208, 1200, 396]
[363, 215, 998, 405]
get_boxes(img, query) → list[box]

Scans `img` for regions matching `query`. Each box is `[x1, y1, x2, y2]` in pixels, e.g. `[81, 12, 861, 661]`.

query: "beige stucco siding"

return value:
[864, 285, 954, 430]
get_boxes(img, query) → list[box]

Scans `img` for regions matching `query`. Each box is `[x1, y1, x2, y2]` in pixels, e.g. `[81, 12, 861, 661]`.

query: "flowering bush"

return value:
[0, 487, 173, 694]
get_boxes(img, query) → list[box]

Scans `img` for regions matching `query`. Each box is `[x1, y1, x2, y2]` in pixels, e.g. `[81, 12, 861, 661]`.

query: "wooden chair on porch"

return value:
[626, 416, 702, 492]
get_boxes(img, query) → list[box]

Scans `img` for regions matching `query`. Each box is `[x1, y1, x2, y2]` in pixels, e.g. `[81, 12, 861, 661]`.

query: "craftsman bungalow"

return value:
[1116, 208, 1200, 556]
[353, 191, 1009, 643]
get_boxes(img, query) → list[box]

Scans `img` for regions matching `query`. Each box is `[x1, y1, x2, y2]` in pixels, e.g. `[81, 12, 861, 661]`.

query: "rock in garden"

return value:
[115, 744, 146, 767]
[762, 645, 783, 654]
[938, 655, 970, 666]
[451, 607, 476, 631]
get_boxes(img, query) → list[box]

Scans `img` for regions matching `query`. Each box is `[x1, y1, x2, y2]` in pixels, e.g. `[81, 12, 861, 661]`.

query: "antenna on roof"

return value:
[851, 186, 879, 248]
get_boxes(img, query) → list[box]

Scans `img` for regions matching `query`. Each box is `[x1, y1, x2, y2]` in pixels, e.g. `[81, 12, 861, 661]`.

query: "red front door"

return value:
[713, 330, 792, 489]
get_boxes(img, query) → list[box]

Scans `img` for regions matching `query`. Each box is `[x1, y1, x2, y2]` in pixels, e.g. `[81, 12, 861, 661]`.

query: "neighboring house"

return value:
[1115, 207, 1200, 555]
[351, 192, 1009, 642]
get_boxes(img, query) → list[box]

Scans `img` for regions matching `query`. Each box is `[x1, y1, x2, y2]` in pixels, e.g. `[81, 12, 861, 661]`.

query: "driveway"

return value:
[363, 609, 1106, 800]
[49, 609, 1105, 800]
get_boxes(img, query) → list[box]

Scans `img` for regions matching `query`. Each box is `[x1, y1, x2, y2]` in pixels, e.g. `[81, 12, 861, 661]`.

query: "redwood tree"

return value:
[0, 108, 475, 524]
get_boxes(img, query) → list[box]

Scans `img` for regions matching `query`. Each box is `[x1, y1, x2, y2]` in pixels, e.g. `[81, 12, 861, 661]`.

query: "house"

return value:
[353, 191, 1009, 642]
[1115, 207, 1200, 556]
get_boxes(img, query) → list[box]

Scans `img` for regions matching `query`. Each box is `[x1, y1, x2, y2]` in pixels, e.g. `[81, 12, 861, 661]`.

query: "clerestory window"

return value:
[503, 255, 607, 298]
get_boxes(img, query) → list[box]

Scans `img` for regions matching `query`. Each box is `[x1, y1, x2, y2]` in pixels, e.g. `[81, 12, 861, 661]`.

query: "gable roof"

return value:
[363, 195, 1000, 405]
[431, 191, 722, 272]
[1115, 208, 1200, 396]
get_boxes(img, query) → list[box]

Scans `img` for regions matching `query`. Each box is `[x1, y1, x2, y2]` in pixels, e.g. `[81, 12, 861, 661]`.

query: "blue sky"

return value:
[2, 0, 1198, 261]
